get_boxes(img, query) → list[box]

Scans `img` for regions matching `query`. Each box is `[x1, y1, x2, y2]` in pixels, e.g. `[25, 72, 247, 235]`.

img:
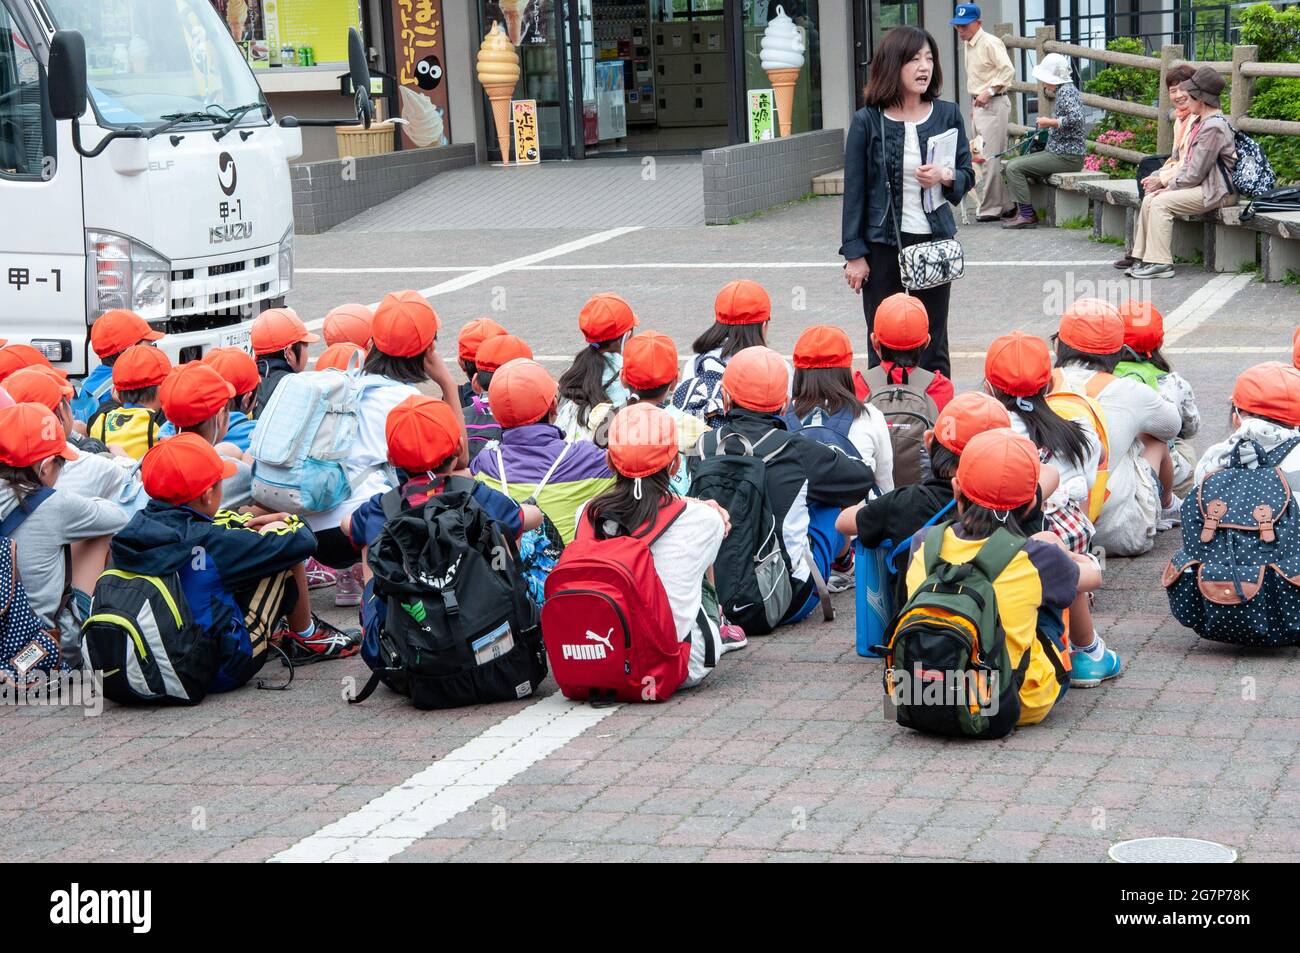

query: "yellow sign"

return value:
[512, 99, 539, 164]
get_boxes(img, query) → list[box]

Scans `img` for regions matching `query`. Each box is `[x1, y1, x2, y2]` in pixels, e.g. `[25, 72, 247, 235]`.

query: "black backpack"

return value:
[351, 475, 547, 710]
[82, 567, 216, 705]
[689, 428, 793, 635]
[1241, 185, 1300, 220]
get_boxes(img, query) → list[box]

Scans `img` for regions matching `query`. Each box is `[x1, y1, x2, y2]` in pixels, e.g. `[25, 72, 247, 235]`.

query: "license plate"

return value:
[219, 325, 253, 353]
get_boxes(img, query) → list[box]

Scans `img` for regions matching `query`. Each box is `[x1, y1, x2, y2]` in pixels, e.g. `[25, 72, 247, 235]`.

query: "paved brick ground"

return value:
[4, 192, 1299, 862]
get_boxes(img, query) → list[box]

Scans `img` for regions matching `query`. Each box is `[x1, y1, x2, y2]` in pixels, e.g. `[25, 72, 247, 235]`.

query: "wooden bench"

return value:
[1233, 207, 1300, 281]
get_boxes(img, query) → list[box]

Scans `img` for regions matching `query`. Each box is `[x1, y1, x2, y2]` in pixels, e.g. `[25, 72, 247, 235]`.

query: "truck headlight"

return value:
[278, 226, 294, 293]
[86, 230, 170, 322]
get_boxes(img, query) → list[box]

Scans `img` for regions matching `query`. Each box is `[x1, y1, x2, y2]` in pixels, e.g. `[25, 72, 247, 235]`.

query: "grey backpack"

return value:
[862, 366, 938, 488]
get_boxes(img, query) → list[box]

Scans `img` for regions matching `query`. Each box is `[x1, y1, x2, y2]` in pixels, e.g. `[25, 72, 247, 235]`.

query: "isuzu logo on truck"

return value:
[210, 222, 253, 243]
[218, 152, 237, 196]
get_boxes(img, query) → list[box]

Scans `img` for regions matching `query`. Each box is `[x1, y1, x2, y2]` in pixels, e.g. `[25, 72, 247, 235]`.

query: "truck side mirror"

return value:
[48, 31, 88, 121]
[347, 27, 373, 129]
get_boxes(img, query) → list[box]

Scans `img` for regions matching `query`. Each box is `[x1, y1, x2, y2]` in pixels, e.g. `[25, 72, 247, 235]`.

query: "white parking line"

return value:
[270, 693, 618, 863]
[297, 259, 1115, 275]
[1161, 273, 1255, 345]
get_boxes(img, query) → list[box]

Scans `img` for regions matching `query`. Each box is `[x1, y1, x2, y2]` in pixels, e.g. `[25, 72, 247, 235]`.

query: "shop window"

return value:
[743, 1, 821, 134]
[0, 2, 47, 178]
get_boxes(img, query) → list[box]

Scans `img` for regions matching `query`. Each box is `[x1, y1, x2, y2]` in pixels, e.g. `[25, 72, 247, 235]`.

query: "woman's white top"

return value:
[888, 106, 933, 235]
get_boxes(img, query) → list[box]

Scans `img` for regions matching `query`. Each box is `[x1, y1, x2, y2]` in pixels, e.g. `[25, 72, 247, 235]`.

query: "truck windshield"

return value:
[45, 0, 265, 128]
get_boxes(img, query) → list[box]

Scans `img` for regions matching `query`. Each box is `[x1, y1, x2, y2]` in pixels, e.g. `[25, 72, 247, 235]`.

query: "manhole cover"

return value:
[1109, 837, 1237, 863]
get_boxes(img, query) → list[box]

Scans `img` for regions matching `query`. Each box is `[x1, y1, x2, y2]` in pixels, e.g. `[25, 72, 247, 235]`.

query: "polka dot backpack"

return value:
[0, 490, 68, 689]
[1163, 436, 1300, 646]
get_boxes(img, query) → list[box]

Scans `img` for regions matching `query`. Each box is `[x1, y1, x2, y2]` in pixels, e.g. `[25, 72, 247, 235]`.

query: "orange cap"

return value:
[112, 345, 173, 391]
[578, 293, 639, 343]
[934, 391, 1012, 454]
[160, 362, 236, 427]
[315, 342, 366, 372]
[1232, 361, 1300, 427]
[622, 330, 679, 390]
[457, 317, 507, 363]
[2, 367, 73, 411]
[956, 429, 1041, 511]
[607, 403, 679, 479]
[475, 334, 533, 374]
[489, 359, 558, 429]
[251, 307, 319, 355]
[372, 290, 439, 358]
[0, 404, 77, 467]
[202, 347, 261, 396]
[386, 395, 461, 471]
[0, 344, 54, 382]
[141, 432, 237, 505]
[721, 346, 789, 413]
[873, 294, 930, 351]
[90, 308, 163, 358]
[985, 331, 1053, 398]
[793, 325, 853, 369]
[1058, 298, 1123, 354]
[714, 280, 771, 326]
[1118, 299, 1165, 354]
[322, 303, 374, 348]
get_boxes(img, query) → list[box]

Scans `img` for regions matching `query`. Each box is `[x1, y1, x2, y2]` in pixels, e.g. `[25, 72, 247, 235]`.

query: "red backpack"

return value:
[542, 499, 690, 704]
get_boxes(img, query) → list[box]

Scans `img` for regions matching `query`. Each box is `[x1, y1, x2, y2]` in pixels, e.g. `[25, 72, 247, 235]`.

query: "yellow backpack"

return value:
[89, 404, 165, 461]
[1046, 369, 1112, 523]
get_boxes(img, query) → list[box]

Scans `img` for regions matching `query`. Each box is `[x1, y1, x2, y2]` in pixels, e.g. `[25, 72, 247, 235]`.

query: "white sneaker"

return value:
[1157, 494, 1183, 531]
[827, 569, 854, 593]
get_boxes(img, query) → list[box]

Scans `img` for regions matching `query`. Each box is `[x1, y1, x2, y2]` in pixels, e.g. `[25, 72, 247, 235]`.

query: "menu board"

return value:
[390, 0, 451, 148]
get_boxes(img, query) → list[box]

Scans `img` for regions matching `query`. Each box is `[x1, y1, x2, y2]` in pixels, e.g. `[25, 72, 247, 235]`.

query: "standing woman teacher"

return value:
[840, 26, 974, 378]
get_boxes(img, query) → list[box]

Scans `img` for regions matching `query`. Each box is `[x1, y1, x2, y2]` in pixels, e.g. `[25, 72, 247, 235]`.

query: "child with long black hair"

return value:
[556, 293, 637, 442]
[672, 279, 777, 419]
[577, 403, 739, 682]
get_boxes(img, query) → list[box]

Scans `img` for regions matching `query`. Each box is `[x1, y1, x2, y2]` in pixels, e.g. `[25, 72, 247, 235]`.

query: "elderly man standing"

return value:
[952, 4, 1015, 221]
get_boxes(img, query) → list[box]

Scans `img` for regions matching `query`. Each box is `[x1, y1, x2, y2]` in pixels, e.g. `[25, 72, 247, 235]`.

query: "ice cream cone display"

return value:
[476, 21, 521, 165]
[498, 0, 531, 46]
[761, 6, 806, 137]
[226, 0, 249, 39]
[398, 85, 445, 148]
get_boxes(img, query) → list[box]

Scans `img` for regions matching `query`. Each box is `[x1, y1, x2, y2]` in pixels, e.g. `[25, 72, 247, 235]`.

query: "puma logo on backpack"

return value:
[861, 366, 938, 488]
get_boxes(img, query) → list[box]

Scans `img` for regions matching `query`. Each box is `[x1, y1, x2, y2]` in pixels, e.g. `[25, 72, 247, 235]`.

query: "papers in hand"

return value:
[923, 128, 959, 213]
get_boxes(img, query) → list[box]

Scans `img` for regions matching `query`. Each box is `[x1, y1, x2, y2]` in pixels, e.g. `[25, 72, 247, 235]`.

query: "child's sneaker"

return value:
[1157, 494, 1183, 531]
[719, 622, 748, 654]
[305, 557, 338, 590]
[828, 550, 855, 593]
[1070, 639, 1122, 688]
[334, 563, 363, 607]
[279, 615, 362, 664]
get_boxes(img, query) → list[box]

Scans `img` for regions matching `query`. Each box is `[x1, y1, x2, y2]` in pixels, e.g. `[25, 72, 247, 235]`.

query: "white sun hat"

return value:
[1032, 53, 1073, 86]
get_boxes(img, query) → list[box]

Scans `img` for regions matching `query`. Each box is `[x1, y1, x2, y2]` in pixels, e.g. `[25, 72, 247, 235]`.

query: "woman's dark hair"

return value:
[1166, 64, 1196, 88]
[957, 496, 1038, 538]
[930, 442, 960, 480]
[364, 345, 430, 385]
[117, 386, 159, 405]
[558, 340, 620, 428]
[792, 367, 866, 418]
[0, 461, 60, 500]
[691, 320, 767, 360]
[878, 343, 923, 369]
[987, 384, 1090, 470]
[630, 384, 672, 405]
[863, 26, 942, 108]
[1053, 337, 1121, 373]
[584, 468, 675, 537]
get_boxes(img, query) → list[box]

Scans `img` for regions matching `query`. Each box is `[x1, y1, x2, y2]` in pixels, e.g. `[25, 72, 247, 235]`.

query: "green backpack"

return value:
[882, 524, 1029, 740]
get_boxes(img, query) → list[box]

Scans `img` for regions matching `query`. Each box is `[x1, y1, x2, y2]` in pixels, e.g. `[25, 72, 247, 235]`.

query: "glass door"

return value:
[852, 0, 922, 108]
[480, 1, 573, 160]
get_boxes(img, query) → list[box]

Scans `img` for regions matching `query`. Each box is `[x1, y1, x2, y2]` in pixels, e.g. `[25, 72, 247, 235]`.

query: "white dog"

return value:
[955, 133, 986, 225]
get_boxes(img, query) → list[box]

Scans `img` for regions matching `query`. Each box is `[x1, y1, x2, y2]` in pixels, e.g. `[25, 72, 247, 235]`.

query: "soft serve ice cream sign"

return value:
[760, 6, 806, 137]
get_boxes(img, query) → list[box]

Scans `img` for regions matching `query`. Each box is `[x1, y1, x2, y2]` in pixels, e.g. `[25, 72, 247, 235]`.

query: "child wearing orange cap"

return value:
[838, 391, 1011, 607]
[901, 429, 1110, 713]
[1114, 299, 1200, 498]
[1053, 298, 1181, 556]
[673, 279, 778, 419]
[251, 307, 319, 419]
[322, 303, 374, 349]
[202, 347, 262, 454]
[1195, 362, 1300, 494]
[456, 317, 507, 408]
[111, 433, 355, 680]
[341, 395, 543, 640]
[573, 403, 737, 679]
[0, 403, 129, 667]
[856, 293, 954, 411]
[471, 359, 614, 546]
[73, 308, 165, 424]
[694, 346, 876, 628]
[160, 361, 256, 509]
[88, 344, 176, 459]
[556, 293, 638, 442]
[463, 334, 533, 461]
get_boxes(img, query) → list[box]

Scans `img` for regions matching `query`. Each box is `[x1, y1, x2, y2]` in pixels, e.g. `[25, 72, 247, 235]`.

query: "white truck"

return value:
[0, 0, 371, 374]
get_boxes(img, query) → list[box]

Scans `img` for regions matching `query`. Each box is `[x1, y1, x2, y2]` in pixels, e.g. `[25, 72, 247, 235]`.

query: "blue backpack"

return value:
[0, 489, 72, 689]
[249, 369, 395, 513]
[782, 405, 860, 458]
[1165, 436, 1300, 646]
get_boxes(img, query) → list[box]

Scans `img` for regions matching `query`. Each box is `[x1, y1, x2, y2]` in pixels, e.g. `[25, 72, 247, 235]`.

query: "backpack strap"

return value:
[802, 551, 835, 622]
[0, 487, 54, 538]
[887, 498, 957, 569]
[862, 365, 889, 395]
[706, 428, 755, 458]
[147, 410, 164, 449]
[968, 528, 1029, 583]
[379, 487, 405, 522]
[751, 428, 790, 463]
[638, 497, 688, 545]
[532, 442, 572, 497]
[920, 522, 951, 578]
[906, 367, 937, 395]
[1085, 372, 1114, 399]
[1263, 435, 1300, 468]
